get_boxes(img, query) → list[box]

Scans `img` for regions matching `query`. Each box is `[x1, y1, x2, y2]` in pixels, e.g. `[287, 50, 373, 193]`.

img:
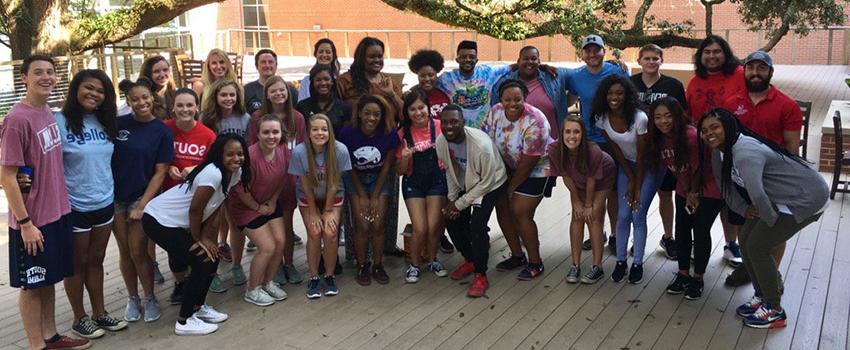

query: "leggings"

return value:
[738, 212, 821, 306]
[616, 161, 662, 263]
[675, 196, 723, 274]
[445, 190, 499, 274]
[142, 214, 219, 319]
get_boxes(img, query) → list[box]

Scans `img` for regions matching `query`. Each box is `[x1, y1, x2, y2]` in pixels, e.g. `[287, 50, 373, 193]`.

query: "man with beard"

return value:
[436, 105, 506, 297]
[721, 51, 802, 287]
[686, 35, 746, 269]
[438, 41, 512, 129]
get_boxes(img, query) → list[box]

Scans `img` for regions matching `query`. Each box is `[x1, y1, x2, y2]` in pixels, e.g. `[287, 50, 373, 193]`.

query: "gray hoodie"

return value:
[711, 134, 828, 226]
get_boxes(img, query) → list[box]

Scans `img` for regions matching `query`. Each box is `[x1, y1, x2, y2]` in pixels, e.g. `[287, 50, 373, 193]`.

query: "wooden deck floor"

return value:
[1, 174, 848, 350]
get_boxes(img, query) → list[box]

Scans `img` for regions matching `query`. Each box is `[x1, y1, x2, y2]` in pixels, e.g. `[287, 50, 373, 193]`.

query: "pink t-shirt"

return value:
[396, 119, 445, 175]
[0, 103, 71, 229]
[660, 126, 721, 199]
[523, 78, 558, 139]
[548, 141, 615, 192]
[229, 143, 290, 226]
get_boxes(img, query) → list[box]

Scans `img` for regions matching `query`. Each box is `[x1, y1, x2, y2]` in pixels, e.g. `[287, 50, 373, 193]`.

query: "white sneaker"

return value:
[263, 281, 288, 301]
[244, 286, 275, 306]
[195, 305, 228, 323]
[175, 315, 218, 336]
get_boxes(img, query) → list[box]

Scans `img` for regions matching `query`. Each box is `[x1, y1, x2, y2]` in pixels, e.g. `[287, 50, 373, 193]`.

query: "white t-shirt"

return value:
[144, 163, 242, 228]
[595, 110, 648, 162]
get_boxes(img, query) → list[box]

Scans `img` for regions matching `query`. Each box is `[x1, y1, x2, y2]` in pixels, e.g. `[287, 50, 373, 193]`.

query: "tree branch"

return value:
[69, 0, 223, 54]
[630, 0, 654, 32]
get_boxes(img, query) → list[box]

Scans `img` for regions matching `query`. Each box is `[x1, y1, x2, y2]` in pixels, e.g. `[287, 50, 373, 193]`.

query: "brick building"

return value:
[181, 0, 849, 65]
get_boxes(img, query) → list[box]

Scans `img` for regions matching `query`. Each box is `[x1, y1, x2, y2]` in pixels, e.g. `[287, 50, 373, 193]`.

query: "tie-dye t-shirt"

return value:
[482, 103, 552, 177]
[438, 65, 510, 128]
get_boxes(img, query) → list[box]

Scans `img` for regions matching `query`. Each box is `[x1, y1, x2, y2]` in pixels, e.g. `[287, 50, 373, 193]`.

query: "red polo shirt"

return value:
[722, 86, 802, 145]
[686, 66, 745, 124]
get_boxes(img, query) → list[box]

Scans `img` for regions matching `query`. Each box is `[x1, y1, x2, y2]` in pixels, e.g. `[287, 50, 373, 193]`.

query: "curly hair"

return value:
[590, 74, 641, 130]
[408, 49, 445, 74]
[63, 69, 118, 140]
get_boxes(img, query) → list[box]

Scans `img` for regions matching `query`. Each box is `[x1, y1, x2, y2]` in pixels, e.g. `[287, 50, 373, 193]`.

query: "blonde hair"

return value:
[304, 114, 340, 193]
[200, 79, 246, 133]
[201, 49, 238, 97]
[259, 75, 297, 143]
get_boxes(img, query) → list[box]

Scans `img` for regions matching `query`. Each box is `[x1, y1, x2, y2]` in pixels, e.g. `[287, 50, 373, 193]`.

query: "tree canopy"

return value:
[380, 0, 848, 51]
[0, 0, 223, 59]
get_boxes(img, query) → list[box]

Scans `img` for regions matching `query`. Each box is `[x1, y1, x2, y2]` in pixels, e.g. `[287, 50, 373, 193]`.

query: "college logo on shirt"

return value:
[37, 123, 61, 154]
[733, 104, 748, 116]
[353, 146, 382, 169]
[174, 141, 208, 158]
[117, 129, 130, 141]
[66, 127, 109, 145]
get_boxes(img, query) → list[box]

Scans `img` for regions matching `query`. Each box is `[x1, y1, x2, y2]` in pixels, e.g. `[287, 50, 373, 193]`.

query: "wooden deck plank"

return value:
[819, 196, 850, 350]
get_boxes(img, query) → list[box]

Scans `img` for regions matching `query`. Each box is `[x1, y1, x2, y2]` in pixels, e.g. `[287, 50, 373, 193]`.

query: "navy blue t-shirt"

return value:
[338, 125, 401, 173]
[113, 115, 175, 203]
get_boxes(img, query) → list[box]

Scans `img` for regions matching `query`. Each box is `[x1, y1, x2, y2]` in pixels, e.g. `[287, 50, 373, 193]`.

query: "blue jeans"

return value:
[616, 161, 663, 263]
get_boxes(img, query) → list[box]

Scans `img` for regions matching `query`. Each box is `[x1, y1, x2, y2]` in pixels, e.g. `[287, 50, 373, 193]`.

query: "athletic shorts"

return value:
[70, 204, 115, 233]
[9, 214, 74, 289]
[659, 170, 677, 192]
[239, 206, 284, 231]
[726, 207, 746, 226]
[514, 176, 557, 198]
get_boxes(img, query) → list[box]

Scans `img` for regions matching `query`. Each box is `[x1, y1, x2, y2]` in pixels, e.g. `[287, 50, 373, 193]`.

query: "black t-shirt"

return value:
[244, 80, 300, 115]
[296, 97, 352, 135]
[630, 73, 687, 110]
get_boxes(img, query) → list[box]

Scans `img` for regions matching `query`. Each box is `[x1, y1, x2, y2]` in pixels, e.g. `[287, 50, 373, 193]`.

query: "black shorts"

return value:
[514, 176, 556, 198]
[239, 206, 284, 231]
[726, 207, 746, 226]
[70, 204, 115, 233]
[9, 214, 74, 289]
[658, 170, 677, 192]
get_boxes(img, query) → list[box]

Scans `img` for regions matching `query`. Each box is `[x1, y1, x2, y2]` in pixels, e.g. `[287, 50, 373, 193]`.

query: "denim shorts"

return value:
[402, 172, 448, 199]
[344, 171, 392, 196]
[114, 198, 141, 215]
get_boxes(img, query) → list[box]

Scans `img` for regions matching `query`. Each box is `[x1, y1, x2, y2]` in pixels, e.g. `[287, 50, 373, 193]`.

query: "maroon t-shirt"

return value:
[547, 141, 615, 192]
[229, 143, 290, 226]
[427, 88, 450, 120]
[0, 103, 71, 229]
[661, 126, 721, 199]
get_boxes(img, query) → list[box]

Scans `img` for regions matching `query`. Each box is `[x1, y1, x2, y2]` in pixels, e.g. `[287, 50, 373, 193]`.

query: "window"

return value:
[242, 0, 270, 50]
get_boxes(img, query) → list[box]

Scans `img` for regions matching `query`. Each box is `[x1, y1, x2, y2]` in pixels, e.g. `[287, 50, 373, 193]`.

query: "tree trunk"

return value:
[6, 0, 71, 59]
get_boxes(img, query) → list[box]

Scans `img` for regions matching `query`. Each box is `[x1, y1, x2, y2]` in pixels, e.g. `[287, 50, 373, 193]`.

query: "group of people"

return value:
[2, 32, 830, 349]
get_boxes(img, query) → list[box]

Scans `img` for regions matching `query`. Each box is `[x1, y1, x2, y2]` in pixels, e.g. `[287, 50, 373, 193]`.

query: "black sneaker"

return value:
[611, 261, 627, 282]
[440, 235, 455, 254]
[724, 265, 751, 287]
[628, 263, 644, 284]
[666, 273, 690, 294]
[581, 265, 604, 284]
[170, 281, 185, 305]
[582, 234, 607, 251]
[685, 278, 704, 300]
[495, 254, 528, 271]
[660, 236, 678, 260]
[608, 235, 617, 255]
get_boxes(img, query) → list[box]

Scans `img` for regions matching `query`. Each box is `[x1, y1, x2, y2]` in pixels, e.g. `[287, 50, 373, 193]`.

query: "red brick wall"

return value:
[213, 0, 849, 64]
[819, 134, 850, 173]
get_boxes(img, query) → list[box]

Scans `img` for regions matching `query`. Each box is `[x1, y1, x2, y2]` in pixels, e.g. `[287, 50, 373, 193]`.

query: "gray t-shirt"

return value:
[448, 139, 468, 171]
[218, 113, 251, 138]
[288, 140, 352, 200]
